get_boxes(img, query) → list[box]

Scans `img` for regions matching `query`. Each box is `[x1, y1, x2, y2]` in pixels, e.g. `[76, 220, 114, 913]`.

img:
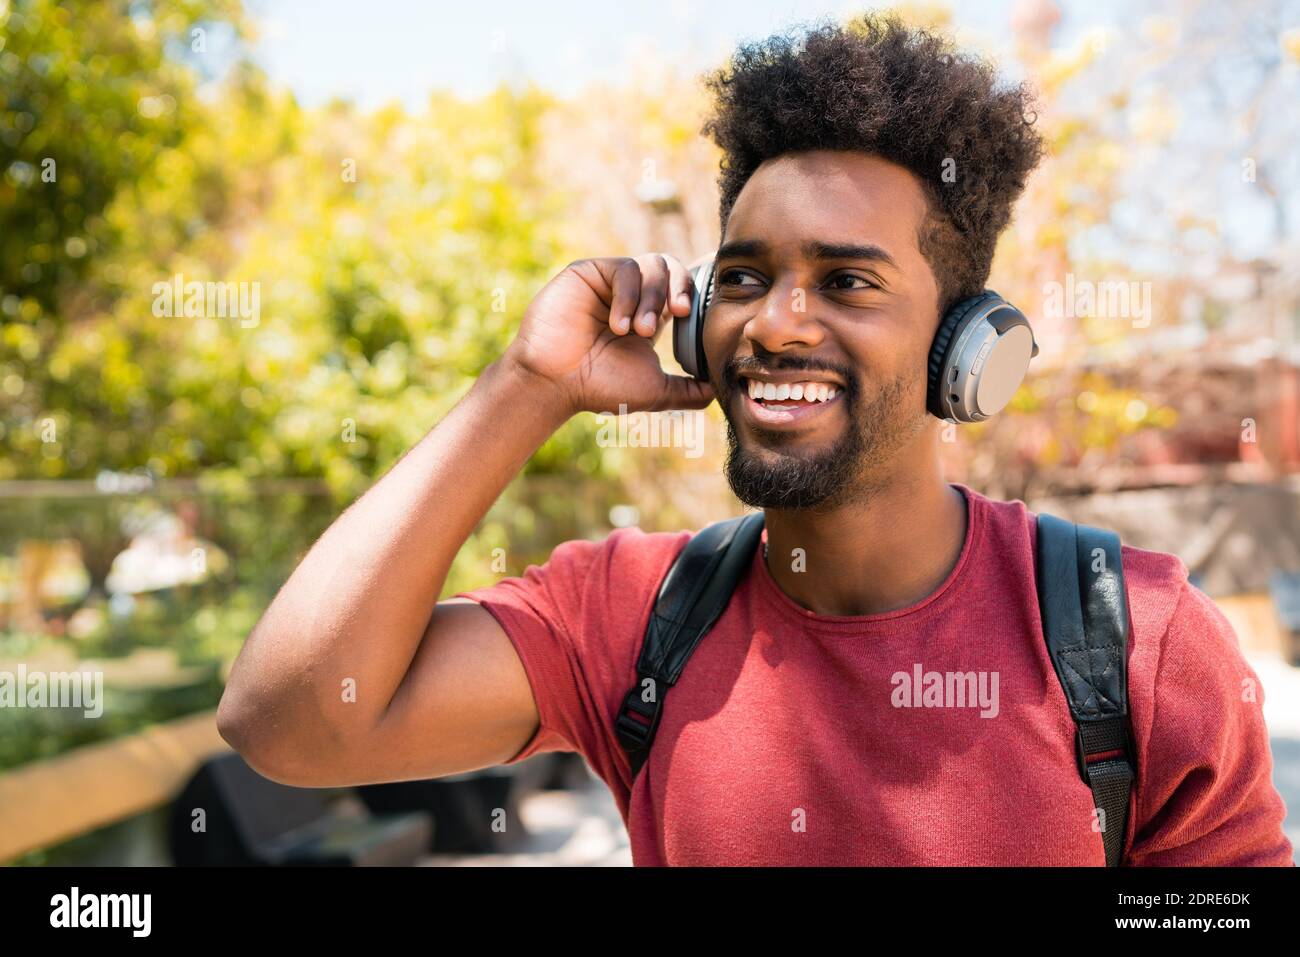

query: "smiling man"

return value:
[217, 15, 1294, 866]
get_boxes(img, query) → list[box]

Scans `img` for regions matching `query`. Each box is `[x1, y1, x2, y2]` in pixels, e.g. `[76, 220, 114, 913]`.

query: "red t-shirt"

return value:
[455, 483, 1294, 866]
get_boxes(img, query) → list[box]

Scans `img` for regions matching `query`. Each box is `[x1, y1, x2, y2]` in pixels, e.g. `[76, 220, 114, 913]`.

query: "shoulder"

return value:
[962, 485, 1193, 652]
[1118, 542, 1195, 641]
[493, 525, 696, 644]
[457, 524, 694, 630]
[539, 524, 693, 590]
[970, 485, 1192, 636]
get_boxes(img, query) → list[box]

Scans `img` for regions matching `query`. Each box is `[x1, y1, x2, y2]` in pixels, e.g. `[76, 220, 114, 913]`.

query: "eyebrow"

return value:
[715, 238, 899, 271]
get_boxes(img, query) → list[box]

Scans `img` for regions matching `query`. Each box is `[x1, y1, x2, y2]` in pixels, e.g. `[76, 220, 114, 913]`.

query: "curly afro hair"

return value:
[700, 13, 1045, 314]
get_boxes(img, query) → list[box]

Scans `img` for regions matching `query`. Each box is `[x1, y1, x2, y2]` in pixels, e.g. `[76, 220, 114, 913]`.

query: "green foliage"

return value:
[0, 667, 226, 771]
[1, 0, 621, 502]
[1, 0, 243, 310]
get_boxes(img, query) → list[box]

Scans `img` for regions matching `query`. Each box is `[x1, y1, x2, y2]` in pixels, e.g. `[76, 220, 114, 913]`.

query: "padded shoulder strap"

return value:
[1035, 512, 1135, 867]
[615, 512, 765, 780]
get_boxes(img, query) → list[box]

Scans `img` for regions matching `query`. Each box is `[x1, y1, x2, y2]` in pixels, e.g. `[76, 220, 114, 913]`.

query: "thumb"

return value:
[651, 373, 715, 412]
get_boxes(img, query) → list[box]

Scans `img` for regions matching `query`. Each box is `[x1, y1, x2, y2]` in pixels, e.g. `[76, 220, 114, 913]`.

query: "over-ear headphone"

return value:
[674, 258, 1039, 423]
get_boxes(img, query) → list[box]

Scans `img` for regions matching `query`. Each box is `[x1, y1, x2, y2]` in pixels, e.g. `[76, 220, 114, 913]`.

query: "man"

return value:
[217, 15, 1294, 866]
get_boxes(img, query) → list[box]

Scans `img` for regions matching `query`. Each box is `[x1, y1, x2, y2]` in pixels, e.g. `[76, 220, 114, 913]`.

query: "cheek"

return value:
[701, 308, 731, 356]
[701, 309, 742, 383]
[839, 324, 934, 409]
[841, 321, 911, 376]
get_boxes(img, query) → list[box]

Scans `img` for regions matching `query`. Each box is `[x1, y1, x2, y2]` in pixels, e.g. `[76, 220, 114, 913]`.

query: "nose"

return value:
[742, 277, 826, 358]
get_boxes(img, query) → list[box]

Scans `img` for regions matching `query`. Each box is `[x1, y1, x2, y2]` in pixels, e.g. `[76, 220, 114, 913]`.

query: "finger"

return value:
[632, 253, 670, 337]
[650, 373, 715, 412]
[651, 254, 693, 346]
[607, 258, 642, 336]
[660, 253, 692, 317]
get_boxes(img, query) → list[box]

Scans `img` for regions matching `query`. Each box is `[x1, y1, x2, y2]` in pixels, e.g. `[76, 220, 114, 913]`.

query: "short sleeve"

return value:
[1128, 581, 1295, 866]
[452, 526, 688, 795]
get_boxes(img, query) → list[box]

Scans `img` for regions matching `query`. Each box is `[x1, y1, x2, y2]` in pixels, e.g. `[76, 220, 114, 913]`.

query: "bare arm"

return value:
[217, 254, 712, 786]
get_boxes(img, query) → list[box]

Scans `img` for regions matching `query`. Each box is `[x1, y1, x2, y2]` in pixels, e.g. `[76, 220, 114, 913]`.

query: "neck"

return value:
[762, 467, 968, 617]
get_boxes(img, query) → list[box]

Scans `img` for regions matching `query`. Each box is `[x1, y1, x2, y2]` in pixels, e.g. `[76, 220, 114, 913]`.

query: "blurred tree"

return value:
[0, 0, 246, 310]
[1, 1, 662, 601]
[1, 0, 249, 476]
[0, 0, 623, 518]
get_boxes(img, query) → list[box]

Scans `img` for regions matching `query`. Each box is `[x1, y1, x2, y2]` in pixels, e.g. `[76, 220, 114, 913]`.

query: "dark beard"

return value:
[720, 361, 919, 512]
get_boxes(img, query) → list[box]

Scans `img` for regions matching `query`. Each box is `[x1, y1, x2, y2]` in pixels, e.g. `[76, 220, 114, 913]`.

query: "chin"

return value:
[740, 429, 833, 463]
[723, 424, 863, 512]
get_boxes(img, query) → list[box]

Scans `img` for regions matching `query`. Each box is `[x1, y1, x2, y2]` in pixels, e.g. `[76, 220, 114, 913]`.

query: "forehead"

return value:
[722, 150, 930, 260]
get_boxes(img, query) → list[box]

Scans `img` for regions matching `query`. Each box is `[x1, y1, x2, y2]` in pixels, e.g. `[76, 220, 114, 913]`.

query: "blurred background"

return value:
[1, 0, 1298, 865]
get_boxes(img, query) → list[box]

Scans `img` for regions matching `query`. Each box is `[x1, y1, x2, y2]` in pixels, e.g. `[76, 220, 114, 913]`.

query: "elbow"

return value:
[216, 686, 302, 785]
[216, 686, 272, 770]
[216, 631, 313, 783]
[215, 687, 252, 754]
[216, 681, 357, 788]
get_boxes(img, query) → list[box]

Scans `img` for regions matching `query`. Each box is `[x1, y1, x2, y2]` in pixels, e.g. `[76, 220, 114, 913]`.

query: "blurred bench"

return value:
[0, 708, 228, 862]
[169, 752, 431, 866]
[357, 752, 586, 854]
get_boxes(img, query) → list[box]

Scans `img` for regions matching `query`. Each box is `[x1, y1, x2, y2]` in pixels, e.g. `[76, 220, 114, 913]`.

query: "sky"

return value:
[247, 0, 1116, 107]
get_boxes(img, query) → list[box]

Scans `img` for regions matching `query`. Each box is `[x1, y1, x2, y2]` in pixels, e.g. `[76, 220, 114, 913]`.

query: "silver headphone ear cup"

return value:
[967, 321, 1034, 417]
[929, 292, 1036, 423]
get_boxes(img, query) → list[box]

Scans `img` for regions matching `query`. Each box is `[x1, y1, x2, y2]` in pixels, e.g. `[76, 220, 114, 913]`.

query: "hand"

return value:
[502, 253, 716, 416]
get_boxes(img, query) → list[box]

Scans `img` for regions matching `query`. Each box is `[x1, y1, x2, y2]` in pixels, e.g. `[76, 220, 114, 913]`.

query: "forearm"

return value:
[220, 356, 571, 741]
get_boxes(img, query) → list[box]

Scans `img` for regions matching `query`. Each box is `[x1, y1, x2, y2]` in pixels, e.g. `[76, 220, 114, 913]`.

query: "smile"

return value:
[737, 375, 845, 428]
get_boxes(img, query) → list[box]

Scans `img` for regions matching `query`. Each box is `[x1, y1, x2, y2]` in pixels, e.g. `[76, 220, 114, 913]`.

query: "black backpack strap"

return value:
[615, 512, 765, 780]
[1035, 512, 1136, 867]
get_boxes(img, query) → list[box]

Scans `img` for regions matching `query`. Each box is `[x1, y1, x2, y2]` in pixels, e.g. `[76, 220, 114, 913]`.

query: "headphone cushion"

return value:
[694, 264, 716, 380]
[926, 310, 959, 402]
[926, 291, 1004, 413]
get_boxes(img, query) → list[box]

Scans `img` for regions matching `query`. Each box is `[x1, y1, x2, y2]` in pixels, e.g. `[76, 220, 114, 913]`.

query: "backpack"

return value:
[613, 510, 1137, 866]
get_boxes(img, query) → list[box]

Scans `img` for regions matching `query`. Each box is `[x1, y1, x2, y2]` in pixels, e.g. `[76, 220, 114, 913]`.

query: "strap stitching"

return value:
[1059, 646, 1123, 713]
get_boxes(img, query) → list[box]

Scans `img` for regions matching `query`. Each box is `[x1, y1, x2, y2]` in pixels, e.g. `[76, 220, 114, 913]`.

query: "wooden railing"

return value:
[0, 709, 228, 863]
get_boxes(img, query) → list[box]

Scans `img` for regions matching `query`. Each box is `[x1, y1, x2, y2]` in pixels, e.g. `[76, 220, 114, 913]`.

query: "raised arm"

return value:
[216, 254, 712, 786]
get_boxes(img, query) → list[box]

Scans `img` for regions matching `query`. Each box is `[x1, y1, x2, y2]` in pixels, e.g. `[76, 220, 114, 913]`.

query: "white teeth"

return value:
[744, 378, 841, 403]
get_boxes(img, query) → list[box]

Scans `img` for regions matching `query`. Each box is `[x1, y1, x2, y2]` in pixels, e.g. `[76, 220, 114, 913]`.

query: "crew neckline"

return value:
[750, 482, 982, 631]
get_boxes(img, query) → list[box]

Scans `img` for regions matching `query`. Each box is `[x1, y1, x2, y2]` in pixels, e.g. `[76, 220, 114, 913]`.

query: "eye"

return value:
[717, 268, 764, 288]
[824, 272, 877, 291]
